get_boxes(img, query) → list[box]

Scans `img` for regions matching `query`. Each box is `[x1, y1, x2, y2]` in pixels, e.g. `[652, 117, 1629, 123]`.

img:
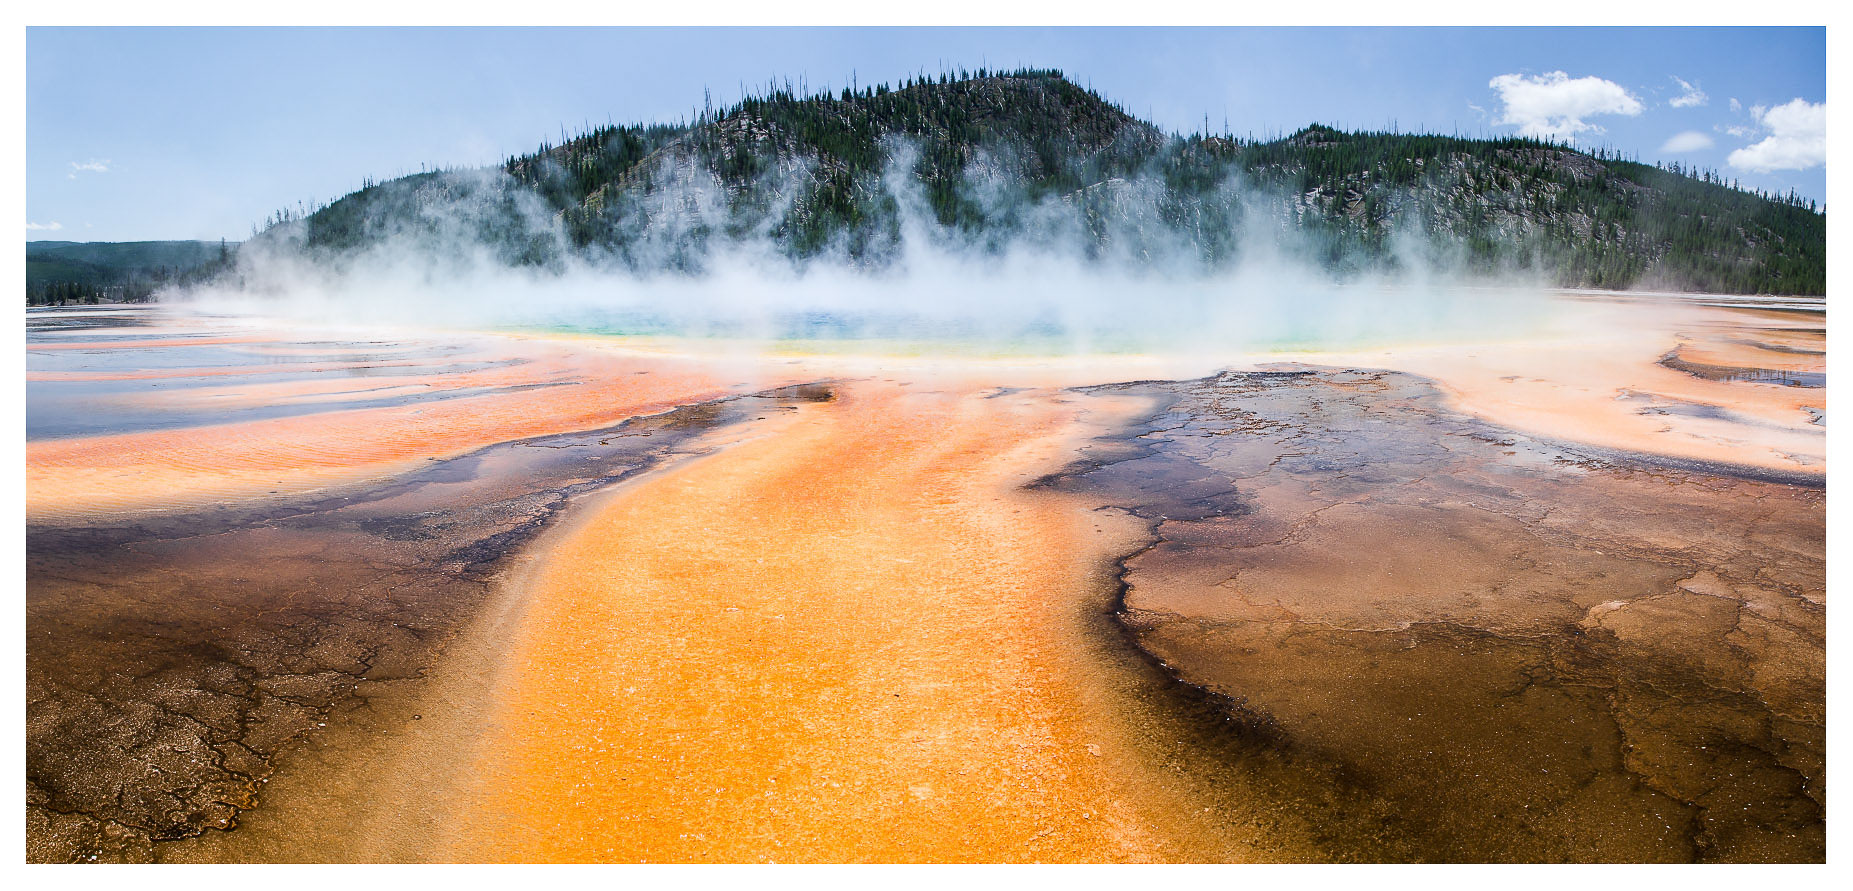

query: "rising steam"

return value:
[180, 135, 1561, 357]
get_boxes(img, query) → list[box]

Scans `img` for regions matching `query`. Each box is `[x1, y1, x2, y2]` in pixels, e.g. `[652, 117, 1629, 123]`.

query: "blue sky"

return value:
[26, 26, 1826, 243]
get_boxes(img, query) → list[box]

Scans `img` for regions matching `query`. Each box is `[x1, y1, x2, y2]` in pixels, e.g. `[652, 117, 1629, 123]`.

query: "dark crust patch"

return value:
[1046, 366, 1824, 862]
[26, 385, 833, 863]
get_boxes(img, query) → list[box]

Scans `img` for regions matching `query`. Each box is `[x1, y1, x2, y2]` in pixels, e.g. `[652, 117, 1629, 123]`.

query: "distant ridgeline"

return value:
[27, 240, 236, 305]
[252, 69, 1824, 295]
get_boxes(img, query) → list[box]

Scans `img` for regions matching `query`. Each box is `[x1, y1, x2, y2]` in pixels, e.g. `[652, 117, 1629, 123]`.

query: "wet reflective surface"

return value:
[25, 308, 764, 524]
[25, 307, 817, 861]
[1293, 295, 1825, 480]
[27, 307, 502, 438]
[26, 387, 835, 862]
[23, 299, 1828, 863]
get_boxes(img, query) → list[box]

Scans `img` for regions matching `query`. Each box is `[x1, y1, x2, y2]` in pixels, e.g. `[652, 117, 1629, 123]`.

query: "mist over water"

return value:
[181, 150, 1563, 357]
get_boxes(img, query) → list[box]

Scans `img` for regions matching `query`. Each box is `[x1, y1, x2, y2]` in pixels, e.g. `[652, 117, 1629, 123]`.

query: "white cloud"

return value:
[1728, 98, 1827, 172]
[1719, 124, 1759, 139]
[1489, 71, 1644, 142]
[1669, 76, 1708, 108]
[67, 159, 110, 179]
[1661, 131, 1715, 153]
[26, 221, 64, 231]
[1729, 98, 1742, 112]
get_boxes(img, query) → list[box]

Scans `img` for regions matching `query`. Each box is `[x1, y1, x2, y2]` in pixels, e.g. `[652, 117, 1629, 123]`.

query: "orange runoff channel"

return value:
[445, 380, 1189, 862]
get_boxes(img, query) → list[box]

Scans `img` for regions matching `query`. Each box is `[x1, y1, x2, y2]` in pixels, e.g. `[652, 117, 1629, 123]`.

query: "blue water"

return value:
[25, 306, 534, 440]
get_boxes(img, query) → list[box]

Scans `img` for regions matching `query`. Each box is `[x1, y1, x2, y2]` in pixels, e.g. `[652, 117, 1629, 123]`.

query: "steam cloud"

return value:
[183, 139, 1560, 359]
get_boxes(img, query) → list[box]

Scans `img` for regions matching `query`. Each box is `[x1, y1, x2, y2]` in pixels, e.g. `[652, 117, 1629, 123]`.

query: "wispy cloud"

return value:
[1729, 98, 1742, 112]
[1661, 131, 1714, 153]
[27, 221, 64, 231]
[68, 159, 110, 179]
[1728, 99, 1827, 172]
[1668, 76, 1708, 108]
[1488, 71, 1643, 142]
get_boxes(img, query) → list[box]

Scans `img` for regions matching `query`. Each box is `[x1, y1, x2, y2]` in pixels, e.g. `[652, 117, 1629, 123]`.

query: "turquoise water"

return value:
[492, 300, 1519, 357]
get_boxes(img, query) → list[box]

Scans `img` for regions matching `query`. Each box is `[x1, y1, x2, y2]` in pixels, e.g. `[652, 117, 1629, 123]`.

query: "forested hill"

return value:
[253, 69, 1824, 295]
[28, 240, 235, 305]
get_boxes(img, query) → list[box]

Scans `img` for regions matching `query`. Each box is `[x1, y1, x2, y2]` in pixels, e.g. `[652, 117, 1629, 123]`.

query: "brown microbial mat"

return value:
[23, 304, 1827, 864]
[26, 384, 830, 862]
[1041, 368, 1824, 861]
